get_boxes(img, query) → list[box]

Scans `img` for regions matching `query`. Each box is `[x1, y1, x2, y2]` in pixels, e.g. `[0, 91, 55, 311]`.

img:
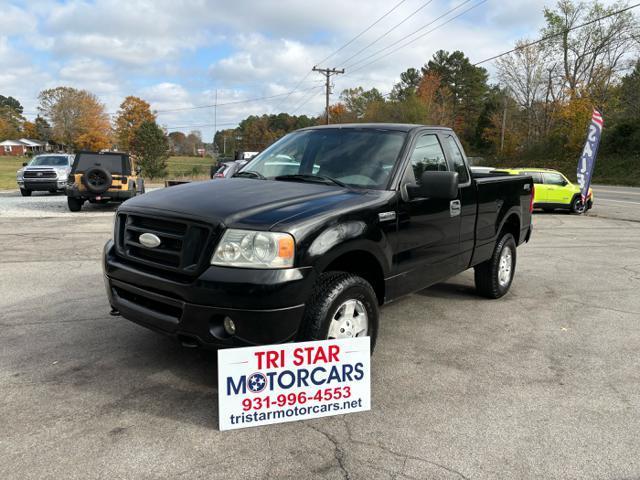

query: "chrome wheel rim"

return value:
[327, 299, 368, 339]
[574, 200, 586, 213]
[498, 246, 513, 287]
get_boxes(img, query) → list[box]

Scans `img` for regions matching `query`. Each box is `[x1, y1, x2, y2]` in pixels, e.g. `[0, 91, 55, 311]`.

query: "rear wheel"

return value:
[301, 272, 379, 352]
[474, 233, 517, 299]
[20, 188, 32, 197]
[67, 197, 83, 212]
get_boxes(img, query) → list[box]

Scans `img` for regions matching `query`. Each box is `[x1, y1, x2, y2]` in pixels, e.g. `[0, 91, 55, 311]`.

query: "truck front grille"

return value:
[115, 212, 215, 275]
[24, 170, 56, 179]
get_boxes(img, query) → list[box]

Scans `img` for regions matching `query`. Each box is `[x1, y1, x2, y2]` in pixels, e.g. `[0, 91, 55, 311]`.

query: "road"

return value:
[591, 184, 640, 222]
[1, 190, 639, 479]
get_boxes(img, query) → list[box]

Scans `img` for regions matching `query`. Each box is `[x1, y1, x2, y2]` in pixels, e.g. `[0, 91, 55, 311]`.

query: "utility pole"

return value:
[313, 66, 344, 125]
[500, 94, 507, 153]
[213, 88, 218, 154]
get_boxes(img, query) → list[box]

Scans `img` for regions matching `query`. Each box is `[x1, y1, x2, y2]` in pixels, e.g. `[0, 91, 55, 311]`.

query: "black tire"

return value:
[67, 197, 83, 212]
[570, 195, 586, 214]
[82, 167, 112, 194]
[20, 188, 32, 197]
[136, 178, 145, 195]
[300, 272, 379, 352]
[49, 189, 57, 194]
[474, 233, 517, 299]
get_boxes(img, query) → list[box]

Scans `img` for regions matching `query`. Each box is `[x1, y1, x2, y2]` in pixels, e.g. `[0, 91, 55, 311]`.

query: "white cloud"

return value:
[0, 0, 631, 140]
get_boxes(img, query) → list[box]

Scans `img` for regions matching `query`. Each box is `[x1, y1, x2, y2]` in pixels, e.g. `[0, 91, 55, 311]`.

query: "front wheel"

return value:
[474, 233, 517, 299]
[571, 196, 586, 214]
[67, 197, 83, 212]
[300, 272, 379, 352]
[20, 188, 32, 197]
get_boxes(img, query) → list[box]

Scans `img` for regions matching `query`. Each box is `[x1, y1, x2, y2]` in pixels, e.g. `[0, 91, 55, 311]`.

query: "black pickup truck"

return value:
[103, 124, 533, 350]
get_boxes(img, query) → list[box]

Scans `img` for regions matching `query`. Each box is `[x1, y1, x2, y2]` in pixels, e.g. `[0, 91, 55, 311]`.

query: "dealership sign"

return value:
[218, 338, 370, 430]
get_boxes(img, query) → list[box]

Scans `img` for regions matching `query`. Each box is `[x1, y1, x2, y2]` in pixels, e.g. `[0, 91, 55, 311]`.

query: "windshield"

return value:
[73, 153, 127, 174]
[29, 156, 70, 167]
[240, 128, 407, 189]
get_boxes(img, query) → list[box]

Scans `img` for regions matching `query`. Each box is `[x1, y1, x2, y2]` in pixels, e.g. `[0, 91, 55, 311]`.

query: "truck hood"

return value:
[120, 178, 371, 230]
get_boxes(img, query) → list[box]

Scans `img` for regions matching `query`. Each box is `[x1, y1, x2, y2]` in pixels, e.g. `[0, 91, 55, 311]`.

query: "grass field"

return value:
[2, 153, 637, 190]
[0, 156, 25, 190]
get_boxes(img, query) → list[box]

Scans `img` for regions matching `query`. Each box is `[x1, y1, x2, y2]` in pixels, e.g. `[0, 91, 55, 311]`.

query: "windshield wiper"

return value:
[274, 174, 348, 188]
[234, 170, 266, 180]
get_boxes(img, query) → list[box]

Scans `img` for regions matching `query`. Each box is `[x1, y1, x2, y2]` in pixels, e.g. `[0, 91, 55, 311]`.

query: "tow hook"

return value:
[109, 307, 121, 316]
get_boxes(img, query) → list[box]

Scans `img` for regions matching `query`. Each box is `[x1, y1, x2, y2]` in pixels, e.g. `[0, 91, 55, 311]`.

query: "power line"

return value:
[344, 0, 487, 78]
[275, 0, 409, 111]
[344, 0, 475, 70]
[154, 84, 322, 113]
[291, 87, 325, 114]
[315, 0, 409, 66]
[339, 0, 436, 67]
[473, 2, 640, 65]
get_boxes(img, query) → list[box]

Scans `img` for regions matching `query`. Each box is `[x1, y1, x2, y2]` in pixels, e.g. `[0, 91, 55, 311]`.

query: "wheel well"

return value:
[500, 214, 520, 244]
[323, 251, 385, 305]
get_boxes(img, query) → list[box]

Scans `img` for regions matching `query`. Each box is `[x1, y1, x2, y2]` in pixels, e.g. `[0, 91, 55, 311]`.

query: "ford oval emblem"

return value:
[139, 232, 161, 248]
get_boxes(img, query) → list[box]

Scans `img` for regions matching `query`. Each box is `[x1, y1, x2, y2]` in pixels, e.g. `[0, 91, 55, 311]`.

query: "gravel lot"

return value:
[1, 188, 639, 479]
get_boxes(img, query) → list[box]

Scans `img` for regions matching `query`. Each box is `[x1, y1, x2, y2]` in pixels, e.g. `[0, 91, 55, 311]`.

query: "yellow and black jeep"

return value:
[66, 151, 145, 212]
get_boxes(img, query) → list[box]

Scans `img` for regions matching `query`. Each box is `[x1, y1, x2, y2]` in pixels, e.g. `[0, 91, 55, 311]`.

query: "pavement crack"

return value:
[305, 422, 351, 480]
[339, 417, 470, 480]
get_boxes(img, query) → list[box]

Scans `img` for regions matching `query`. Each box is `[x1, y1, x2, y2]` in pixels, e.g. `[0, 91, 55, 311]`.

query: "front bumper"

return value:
[103, 240, 316, 347]
[18, 179, 67, 191]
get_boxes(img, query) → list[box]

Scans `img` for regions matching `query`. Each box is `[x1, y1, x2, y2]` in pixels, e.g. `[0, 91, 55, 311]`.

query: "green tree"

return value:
[542, 0, 637, 103]
[340, 87, 385, 119]
[131, 121, 169, 178]
[0, 95, 25, 139]
[34, 116, 52, 141]
[422, 50, 489, 146]
[390, 68, 422, 101]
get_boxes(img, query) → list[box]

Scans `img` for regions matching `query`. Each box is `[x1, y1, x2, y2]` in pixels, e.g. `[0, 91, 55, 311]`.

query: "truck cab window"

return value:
[409, 134, 447, 184]
[443, 135, 469, 184]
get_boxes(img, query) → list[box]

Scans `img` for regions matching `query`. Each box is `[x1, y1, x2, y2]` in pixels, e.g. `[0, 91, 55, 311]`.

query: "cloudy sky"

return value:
[0, 0, 621, 140]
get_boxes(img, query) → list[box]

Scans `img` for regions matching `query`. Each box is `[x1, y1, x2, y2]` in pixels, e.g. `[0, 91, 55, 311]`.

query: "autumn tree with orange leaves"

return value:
[38, 87, 111, 150]
[114, 96, 156, 152]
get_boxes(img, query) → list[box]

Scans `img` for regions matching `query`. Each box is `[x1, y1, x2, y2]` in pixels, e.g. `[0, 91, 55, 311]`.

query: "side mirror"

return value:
[407, 171, 459, 200]
[135, 166, 142, 175]
[22, 162, 28, 167]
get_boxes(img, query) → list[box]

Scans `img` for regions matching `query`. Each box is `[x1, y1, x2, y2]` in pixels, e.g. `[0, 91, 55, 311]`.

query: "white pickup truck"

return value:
[16, 154, 75, 196]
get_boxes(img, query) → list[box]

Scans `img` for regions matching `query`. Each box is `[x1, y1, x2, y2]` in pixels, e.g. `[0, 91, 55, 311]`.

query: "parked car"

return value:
[103, 124, 533, 351]
[498, 168, 593, 214]
[212, 160, 247, 179]
[16, 154, 75, 196]
[66, 151, 144, 212]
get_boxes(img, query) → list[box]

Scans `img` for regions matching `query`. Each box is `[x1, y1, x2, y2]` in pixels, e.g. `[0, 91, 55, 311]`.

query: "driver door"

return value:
[543, 172, 571, 204]
[394, 132, 462, 291]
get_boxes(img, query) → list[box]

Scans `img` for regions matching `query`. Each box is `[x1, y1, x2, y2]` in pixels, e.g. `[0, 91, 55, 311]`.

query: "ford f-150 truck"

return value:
[103, 124, 533, 351]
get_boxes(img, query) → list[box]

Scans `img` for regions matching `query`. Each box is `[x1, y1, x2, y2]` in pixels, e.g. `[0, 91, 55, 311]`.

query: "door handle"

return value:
[450, 200, 461, 217]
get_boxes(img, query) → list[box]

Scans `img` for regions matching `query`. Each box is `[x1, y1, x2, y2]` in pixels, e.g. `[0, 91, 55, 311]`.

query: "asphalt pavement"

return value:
[1, 188, 639, 479]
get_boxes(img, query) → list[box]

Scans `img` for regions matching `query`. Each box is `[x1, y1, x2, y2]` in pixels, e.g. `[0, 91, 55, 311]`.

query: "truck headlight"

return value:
[211, 229, 294, 269]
